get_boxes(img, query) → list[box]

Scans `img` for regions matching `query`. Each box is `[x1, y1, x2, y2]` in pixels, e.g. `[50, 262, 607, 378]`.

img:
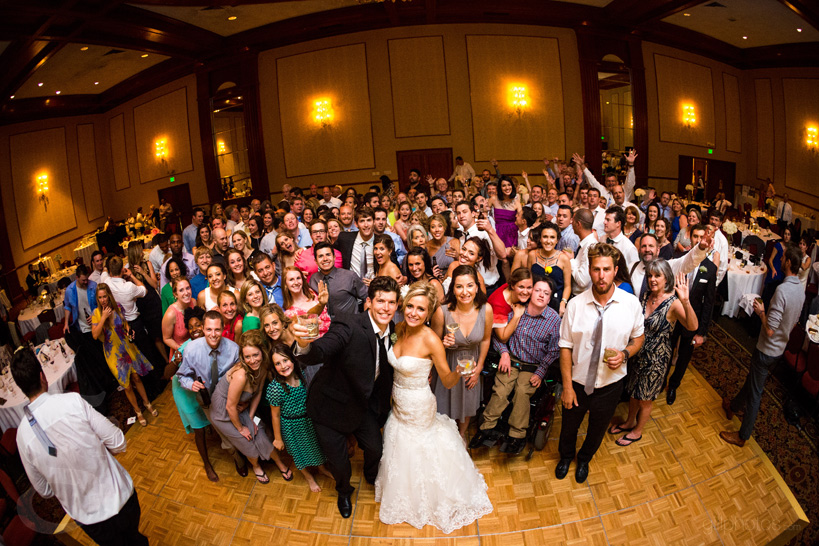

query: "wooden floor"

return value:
[57, 366, 807, 545]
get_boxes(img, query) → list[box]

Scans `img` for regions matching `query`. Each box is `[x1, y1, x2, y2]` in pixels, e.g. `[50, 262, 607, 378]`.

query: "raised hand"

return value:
[674, 272, 689, 302]
[571, 153, 585, 168]
[699, 226, 715, 251]
[625, 149, 638, 165]
[317, 280, 329, 306]
[521, 170, 528, 179]
[491, 158, 498, 167]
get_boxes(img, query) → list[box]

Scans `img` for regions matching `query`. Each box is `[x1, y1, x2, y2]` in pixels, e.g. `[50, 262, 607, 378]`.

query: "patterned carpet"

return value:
[5, 319, 817, 545]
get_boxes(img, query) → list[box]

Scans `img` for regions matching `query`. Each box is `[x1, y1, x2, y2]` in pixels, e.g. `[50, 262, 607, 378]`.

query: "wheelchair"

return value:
[471, 352, 562, 460]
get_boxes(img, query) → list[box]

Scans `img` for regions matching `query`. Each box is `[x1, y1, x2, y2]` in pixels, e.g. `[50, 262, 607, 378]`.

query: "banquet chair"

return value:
[73, 257, 83, 265]
[36, 309, 56, 326]
[743, 235, 765, 259]
[731, 231, 742, 247]
[2, 515, 37, 546]
[793, 218, 802, 239]
[784, 324, 807, 375]
[47, 323, 65, 341]
[757, 217, 771, 229]
[771, 224, 781, 235]
[21, 331, 36, 345]
[743, 203, 752, 214]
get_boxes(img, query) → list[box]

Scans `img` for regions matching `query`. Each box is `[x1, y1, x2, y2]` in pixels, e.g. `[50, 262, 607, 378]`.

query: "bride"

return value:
[376, 281, 493, 533]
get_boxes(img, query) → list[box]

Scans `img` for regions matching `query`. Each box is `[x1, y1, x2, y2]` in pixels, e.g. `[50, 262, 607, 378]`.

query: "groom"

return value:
[292, 276, 400, 518]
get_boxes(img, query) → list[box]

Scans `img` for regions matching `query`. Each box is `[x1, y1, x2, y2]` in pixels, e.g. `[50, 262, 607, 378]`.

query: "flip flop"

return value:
[280, 467, 294, 481]
[608, 423, 634, 435]
[253, 469, 269, 484]
[615, 434, 642, 447]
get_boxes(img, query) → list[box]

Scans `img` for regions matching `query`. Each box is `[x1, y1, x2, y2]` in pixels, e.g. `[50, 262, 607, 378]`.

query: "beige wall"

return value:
[0, 74, 206, 287]
[258, 24, 585, 191]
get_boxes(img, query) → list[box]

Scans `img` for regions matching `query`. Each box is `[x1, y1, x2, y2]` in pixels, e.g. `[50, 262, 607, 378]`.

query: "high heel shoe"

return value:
[136, 411, 147, 427]
[146, 403, 158, 417]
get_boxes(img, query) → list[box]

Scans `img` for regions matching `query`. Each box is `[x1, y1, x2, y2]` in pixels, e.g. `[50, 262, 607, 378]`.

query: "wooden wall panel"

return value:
[76, 123, 103, 221]
[654, 54, 715, 148]
[109, 113, 130, 191]
[276, 43, 374, 177]
[133, 87, 193, 184]
[9, 127, 77, 249]
[466, 35, 564, 161]
[782, 78, 819, 199]
[388, 36, 450, 138]
[755, 79, 774, 181]
[722, 73, 742, 153]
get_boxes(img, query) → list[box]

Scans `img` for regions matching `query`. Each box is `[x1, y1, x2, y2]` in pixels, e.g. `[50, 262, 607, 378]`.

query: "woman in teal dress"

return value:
[266, 342, 331, 492]
[91, 284, 155, 427]
[239, 278, 267, 331]
[526, 222, 572, 316]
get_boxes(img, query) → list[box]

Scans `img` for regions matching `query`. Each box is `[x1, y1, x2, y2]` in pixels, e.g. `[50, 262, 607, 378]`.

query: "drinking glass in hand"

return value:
[298, 314, 319, 341]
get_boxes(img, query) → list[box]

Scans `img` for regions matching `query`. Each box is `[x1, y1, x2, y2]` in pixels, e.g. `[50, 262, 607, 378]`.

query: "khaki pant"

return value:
[480, 368, 536, 438]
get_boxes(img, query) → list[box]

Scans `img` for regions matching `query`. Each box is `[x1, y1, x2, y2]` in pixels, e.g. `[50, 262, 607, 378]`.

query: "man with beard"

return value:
[630, 230, 712, 299]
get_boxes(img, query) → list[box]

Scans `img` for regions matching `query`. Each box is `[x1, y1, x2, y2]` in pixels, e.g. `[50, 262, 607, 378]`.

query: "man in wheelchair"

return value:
[469, 276, 562, 454]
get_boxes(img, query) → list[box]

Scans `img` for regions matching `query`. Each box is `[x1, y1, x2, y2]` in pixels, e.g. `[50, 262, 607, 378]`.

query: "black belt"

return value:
[281, 413, 308, 420]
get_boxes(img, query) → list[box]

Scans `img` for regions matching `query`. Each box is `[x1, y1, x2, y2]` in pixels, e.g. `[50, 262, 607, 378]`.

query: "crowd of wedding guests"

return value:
[31, 150, 810, 497]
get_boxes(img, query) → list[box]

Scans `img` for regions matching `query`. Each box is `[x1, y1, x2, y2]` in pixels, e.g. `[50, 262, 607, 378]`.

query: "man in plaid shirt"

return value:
[469, 276, 561, 454]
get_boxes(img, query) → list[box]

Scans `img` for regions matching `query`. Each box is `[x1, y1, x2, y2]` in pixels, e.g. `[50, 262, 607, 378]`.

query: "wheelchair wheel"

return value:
[533, 419, 552, 451]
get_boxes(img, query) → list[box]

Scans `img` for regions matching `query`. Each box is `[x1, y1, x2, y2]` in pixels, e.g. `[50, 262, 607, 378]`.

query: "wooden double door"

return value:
[396, 148, 453, 193]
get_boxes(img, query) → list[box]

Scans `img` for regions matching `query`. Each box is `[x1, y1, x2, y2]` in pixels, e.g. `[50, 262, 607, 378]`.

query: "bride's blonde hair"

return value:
[401, 281, 439, 316]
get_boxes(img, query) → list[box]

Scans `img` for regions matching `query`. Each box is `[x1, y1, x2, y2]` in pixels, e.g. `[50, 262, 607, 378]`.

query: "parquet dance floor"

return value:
[56, 366, 807, 545]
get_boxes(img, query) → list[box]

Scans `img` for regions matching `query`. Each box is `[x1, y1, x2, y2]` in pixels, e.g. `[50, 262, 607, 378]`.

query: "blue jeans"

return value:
[730, 349, 780, 441]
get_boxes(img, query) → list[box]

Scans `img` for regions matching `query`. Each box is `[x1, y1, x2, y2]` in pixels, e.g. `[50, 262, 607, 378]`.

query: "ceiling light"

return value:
[797, 28, 802, 32]
[55, 91, 60, 95]
[228, 16, 237, 21]
[9, 95, 13, 99]
[38, 82, 43, 87]
[141, 54, 149, 58]
[683, 13, 690, 16]
[81, 46, 88, 51]
[94, 81, 99, 85]
[742, 36, 747, 40]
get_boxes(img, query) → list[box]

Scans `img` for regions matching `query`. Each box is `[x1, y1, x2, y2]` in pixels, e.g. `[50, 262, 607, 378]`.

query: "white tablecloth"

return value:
[18, 296, 65, 335]
[73, 240, 98, 265]
[721, 260, 767, 318]
[0, 339, 77, 432]
[740, 228, 781, 245]
[33, 256, 56, 275]
[41, 266, 78, 293]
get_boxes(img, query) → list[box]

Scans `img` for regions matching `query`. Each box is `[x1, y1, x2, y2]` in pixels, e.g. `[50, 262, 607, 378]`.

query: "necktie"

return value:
[25, 406, 57, 457]
[606, 238, 616, 245]
[209, 349, 219, 395]
[376, 334, 388, 380]
[585, 300, 614, 395]
[639, 271, 649, 299]
[359, 241, 369, 279]
[779, 204, 785, 221]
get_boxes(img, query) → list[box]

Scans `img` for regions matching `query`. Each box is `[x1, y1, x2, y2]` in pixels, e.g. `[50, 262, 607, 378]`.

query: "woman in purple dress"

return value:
[487, 177, 522, 248]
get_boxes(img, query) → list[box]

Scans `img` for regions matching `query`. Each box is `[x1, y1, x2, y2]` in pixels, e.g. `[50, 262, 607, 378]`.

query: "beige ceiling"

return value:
[13, 44, 167, 99]
[133, 0, 361, 37]
[663, 0, 819, 49]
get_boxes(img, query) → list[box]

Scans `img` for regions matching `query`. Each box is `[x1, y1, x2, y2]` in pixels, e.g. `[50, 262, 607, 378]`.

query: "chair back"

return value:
[48, 323, 65, 341]
[731, 231, 742, 247]
[0, 468, 19, 503]
[757, 217, 771, 229]
[785, 323, 806, 355]
[36, 309, 57, 325]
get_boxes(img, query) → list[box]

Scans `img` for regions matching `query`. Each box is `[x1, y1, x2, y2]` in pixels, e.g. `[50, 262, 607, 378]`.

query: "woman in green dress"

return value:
[239, 278, 267, 331]
[266, 342, 331, 492]
[92, 283, 155, 427]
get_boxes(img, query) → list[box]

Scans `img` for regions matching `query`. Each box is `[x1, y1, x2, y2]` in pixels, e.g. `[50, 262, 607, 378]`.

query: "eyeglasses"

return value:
[311, 229, 327, 234]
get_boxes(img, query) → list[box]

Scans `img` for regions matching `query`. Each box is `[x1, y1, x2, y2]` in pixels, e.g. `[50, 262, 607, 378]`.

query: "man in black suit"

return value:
[666, 224, 716, 405]
[335, 206, 376, 278]
[292, 276, 399, 518]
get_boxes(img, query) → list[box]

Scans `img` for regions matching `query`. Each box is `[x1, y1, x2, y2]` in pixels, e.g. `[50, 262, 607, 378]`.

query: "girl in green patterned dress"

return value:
[266, 342, 332, 492]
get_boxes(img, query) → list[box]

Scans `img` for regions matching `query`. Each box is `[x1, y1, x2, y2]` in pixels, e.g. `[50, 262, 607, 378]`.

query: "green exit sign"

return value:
[707, 149, 713, 154]
[170, 176, 175, 182]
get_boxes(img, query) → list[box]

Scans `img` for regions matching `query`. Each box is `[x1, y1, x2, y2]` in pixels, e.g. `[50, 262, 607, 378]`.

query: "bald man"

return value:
[211, 228, 229, 267]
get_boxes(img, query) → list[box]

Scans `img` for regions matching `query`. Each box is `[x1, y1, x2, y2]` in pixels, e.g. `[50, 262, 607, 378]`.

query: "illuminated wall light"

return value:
[155, 138, 169, 163]
[80, 46, 89, 51]
[37, 82, 43, 87]
[509, 85, 529, 117]
[141, 54, 149, 58]
[312, 98, 334, 127]
[682, 104, 696, 127]
[807, 126, 818, 153]
[37, 173, 50, 211]
[228, 15, 237, 20]
[217, 140, 227, 154]
[630, 115, 633, 128]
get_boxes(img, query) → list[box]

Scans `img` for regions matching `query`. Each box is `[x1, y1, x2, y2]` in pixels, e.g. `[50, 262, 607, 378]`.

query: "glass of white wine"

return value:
[446, 322, 460, 336]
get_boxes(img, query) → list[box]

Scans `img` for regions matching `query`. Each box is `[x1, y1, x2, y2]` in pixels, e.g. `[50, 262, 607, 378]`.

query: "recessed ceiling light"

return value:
[38, 82, 43, 87]
[55, 90, 61, 95]
[94, 81, 99, 85]
[228, 15, 237, 21]
[9, 95, 13, 99]
[683, 13, 690, 16]
[742, 36, 748, 40]
[797, 28, 802, 32]
[81, 46, 88, 51]
[141, 53, 149, 58]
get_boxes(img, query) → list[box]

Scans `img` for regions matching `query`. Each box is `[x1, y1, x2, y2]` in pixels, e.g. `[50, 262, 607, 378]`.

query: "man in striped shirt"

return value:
[469, 276, 561, 454]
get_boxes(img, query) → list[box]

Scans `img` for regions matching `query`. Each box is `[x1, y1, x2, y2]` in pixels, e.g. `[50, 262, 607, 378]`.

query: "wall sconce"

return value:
[807, 126, 818, 153]
[217, 140, 227, 155]
[682, 104, 696, 127]
[312, 99, 334, 128]
[155, 138, 169, 167]
[37, 173, 49, 212]
[510, 85, 528, 117]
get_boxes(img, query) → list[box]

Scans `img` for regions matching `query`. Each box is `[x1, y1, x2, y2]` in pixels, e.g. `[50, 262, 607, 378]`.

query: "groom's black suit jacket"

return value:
[297, 312, 394, 434]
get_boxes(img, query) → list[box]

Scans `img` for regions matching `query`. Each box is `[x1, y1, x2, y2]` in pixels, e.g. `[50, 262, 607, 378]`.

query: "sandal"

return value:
[146, 403, 158, 417]
[279, 467, 294, 481]
[253, 468, 269, 484]
[608, 423, 634, 435]
[615, 434, 642, 447]
[135, 411, 147, 427]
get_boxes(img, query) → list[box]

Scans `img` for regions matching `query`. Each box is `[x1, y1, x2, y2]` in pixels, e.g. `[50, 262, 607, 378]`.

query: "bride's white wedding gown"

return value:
[375, 348, 493, 533]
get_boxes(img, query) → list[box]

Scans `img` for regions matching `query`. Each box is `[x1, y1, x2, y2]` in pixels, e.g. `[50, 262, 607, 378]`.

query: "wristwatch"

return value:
[622, 348, 631, 361]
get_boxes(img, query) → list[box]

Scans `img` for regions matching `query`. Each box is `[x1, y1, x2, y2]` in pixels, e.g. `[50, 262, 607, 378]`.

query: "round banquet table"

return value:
[721, 260, 767, 319]
[17, 294, 66, 336]
[73, 239, 98, 265]
[0, 339, 77, 432]
[41, 266, 77, 293]
[33, 255, 56, 275]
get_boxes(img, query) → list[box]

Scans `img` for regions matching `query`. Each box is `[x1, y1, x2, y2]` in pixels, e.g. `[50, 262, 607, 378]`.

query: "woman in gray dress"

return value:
[426, 214, 460, 277]
[434, 265, 494, 441]
[210, 329, 291, 483]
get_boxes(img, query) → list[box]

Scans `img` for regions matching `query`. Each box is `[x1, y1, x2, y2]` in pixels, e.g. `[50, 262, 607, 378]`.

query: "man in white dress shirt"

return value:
[13, 348, 147, 545]
[602, 206, 639, 268]
[556, 243, 644, 484]
[588, 189, 607, 240]
[568, 209, 597, 296]
[707, 209, 730, 285]
[449, 156, 475, 184]
[578, 150, 637, 207]
[88, 251, 105, 284]
[775, 193, 793, 233]
[631, 231, 712, 299]
[320, 185, 343, 209]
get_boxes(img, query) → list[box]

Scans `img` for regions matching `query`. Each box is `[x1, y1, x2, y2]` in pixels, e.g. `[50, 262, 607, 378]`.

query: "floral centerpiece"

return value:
[685, 183, 694, 199]
[765, 198, 775, 214]
[722, 220, 738, 235]
[634, 188, 646, 198]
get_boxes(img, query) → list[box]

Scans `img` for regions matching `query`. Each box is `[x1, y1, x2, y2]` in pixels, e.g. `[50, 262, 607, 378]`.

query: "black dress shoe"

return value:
[337, 495, 353, 518]
[666, 388, 677, 405]
[505, 437, 526, 454]
[468, 429, 490, 449]
[555, 458, 572, 480]
[575, 461, 589, 483]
